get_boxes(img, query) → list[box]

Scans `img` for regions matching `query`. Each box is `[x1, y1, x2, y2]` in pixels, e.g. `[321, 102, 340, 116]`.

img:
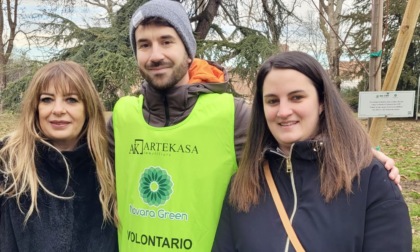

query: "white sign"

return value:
[358, 91, 416, 118]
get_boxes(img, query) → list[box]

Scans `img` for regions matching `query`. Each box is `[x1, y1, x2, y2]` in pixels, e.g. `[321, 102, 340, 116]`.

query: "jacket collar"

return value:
[140, 59, 230, 126]
[263, 140, 324, 161]
[35, 139, 89, 174]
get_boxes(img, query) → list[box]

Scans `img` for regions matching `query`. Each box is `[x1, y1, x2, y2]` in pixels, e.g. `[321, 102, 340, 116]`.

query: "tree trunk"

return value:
[0, 0, 18, 113]
[194, 0, 220, 40]
[0, 56, 6, 113]
[369, 0, 420, 146]
[319, 0, 344, 89]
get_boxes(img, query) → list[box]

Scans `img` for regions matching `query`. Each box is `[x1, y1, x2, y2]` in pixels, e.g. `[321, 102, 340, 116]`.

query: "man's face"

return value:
[135, 24, 192, 90]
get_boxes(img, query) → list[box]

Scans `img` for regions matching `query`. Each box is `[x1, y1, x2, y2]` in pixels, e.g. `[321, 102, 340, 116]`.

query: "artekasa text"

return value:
[129, 139, 199, 155]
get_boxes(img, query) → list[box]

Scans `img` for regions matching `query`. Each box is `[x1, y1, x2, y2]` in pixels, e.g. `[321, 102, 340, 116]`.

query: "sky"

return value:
[13, 0, 356, 61]
[14, 0, 108, 61]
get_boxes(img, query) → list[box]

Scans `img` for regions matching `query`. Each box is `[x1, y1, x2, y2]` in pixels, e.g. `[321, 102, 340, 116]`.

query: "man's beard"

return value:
[140, 55, 190, 91]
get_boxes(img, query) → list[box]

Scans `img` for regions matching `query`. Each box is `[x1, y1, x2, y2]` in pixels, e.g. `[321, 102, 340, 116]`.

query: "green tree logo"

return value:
[139, 167, 173, 207]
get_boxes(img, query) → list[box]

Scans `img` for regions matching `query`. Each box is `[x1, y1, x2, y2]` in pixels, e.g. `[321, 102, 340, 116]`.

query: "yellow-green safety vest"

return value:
[113, 93, 237, 251]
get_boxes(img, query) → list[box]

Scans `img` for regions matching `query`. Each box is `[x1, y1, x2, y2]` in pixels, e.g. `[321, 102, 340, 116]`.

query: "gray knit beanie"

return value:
[129, 0, 196, 60]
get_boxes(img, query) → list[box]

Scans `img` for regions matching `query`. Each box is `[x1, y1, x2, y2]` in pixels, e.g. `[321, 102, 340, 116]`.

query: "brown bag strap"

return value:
[264, 161, 305, 252]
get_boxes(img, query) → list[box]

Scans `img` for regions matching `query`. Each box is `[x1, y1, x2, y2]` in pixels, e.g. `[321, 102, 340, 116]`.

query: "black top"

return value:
[0, 140, 117, 252]
[213, 141, 412, 252]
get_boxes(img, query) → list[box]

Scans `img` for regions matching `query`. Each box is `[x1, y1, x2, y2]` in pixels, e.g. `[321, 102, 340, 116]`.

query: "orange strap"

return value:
[264, 161, 305, 252]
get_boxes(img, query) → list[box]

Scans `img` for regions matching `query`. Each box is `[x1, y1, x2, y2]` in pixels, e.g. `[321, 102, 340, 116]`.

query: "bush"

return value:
[2, 75, 32, 112]
[341, 86, 359, 111]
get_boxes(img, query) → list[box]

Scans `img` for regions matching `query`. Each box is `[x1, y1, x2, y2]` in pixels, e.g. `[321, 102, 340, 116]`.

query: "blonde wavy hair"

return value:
[0, 61, 118, 225]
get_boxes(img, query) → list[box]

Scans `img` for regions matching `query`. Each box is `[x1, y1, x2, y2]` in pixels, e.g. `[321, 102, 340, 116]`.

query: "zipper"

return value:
[286, 157, 298, 252]
[268, 145, 298, 252]
[286, 157, 292, 173]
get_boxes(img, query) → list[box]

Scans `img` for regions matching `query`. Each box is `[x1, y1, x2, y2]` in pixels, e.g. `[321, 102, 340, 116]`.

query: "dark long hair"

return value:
[230, 51, 373, 212]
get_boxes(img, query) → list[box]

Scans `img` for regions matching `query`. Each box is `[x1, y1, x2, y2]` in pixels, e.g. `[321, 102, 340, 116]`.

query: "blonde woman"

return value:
[0, 61, 118, 251]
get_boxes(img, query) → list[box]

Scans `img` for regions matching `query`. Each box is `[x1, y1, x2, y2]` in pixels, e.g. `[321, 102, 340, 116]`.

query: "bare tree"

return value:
[192, 0, 221, 40]
[0, 0, 19, 112]
[184, 0, 299, 89]
[294, 11, 327, 64]
[39, 0, 125, 24]
[318, 0, 344, 88]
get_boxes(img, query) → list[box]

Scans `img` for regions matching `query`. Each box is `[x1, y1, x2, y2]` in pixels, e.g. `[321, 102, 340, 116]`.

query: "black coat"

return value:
[213, 141, 412, 252]
[0, 141, 118, 252]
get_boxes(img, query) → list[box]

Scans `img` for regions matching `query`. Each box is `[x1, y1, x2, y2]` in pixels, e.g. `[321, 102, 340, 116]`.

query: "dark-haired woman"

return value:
[212, 51, 411, 252]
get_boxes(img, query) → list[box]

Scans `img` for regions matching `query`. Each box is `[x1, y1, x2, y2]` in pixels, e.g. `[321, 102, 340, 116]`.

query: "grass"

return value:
[1, 113, 419, 250]
[365, 119, 420, 251]
[0, 112, 20, 137]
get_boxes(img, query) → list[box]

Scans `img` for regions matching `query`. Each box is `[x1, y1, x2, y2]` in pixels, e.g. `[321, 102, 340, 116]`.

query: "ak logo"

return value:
[139, 167, 174, 207]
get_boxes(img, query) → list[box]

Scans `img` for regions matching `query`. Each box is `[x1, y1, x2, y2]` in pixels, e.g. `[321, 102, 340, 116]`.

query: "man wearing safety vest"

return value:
[108, 0, 401, 251]
[111, 0, 248, 250]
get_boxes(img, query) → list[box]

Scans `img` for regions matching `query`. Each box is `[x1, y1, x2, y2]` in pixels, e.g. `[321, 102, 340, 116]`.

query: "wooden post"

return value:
[368, 0, 420, 147]
[369, 0, 383, 92]
[368, 0, 383, 130]
[417, 75, 420, 121]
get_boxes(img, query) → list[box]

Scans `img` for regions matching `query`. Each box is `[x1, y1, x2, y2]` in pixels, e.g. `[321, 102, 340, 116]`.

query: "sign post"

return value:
[358, 91, 416, 118]
[368, 0, 420, 146]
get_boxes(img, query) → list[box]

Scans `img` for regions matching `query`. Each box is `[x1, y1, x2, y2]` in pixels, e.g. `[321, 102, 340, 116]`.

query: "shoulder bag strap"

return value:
[263, 161, 305, 252]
